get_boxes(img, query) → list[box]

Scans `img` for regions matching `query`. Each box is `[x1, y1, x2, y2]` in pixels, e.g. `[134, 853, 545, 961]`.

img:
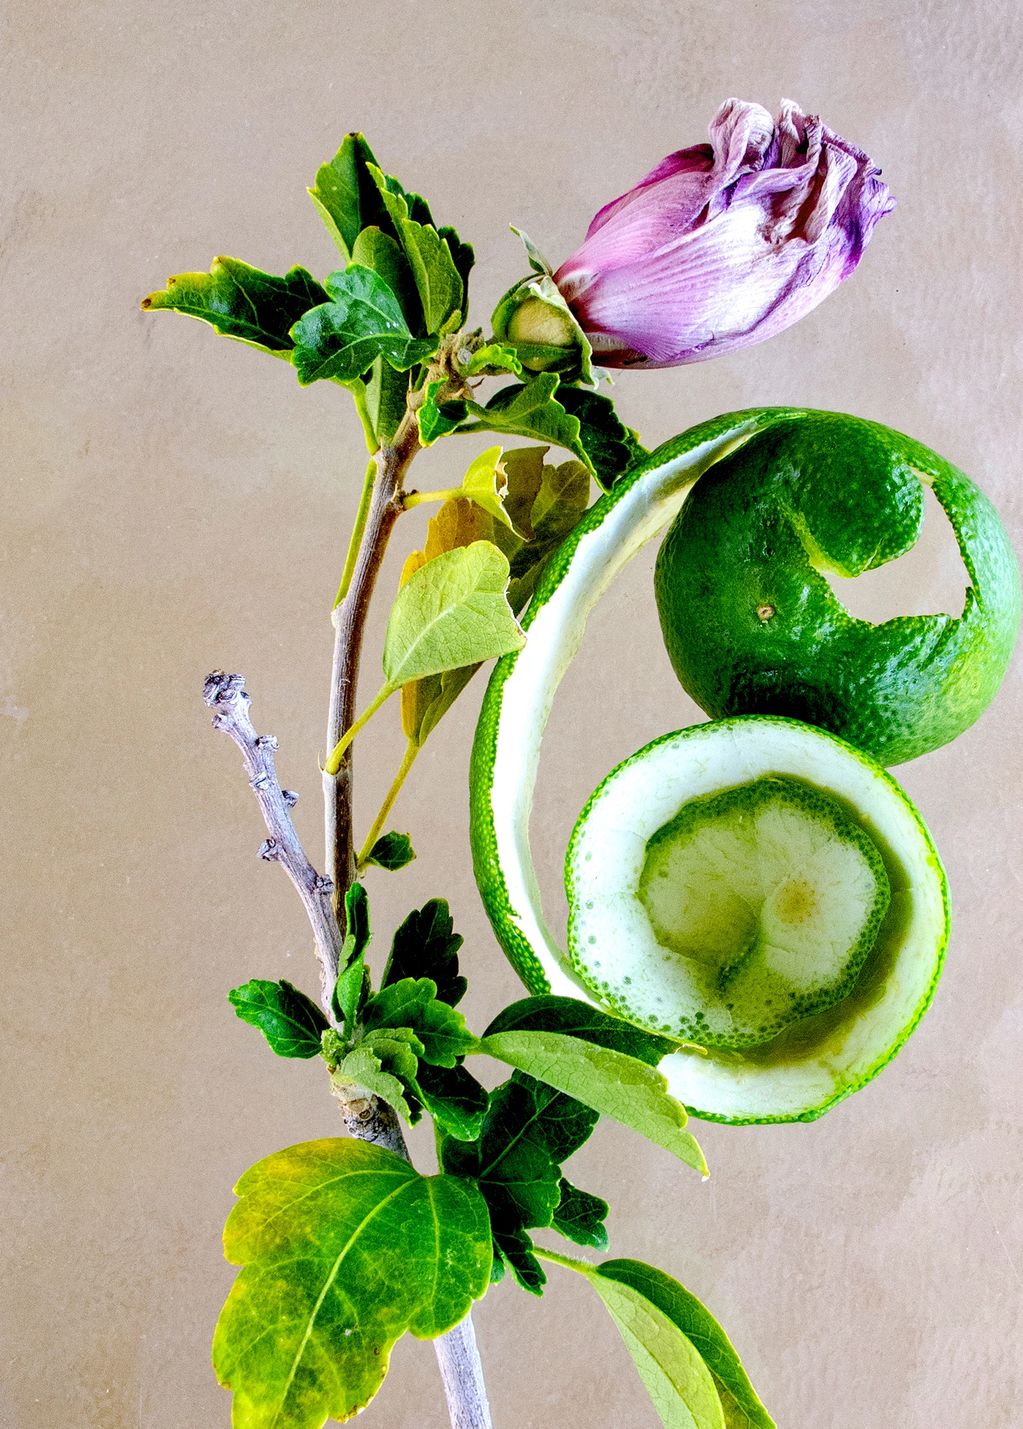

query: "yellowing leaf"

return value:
[461, 445, 517, 532]
[213, 1139, 492, 1428]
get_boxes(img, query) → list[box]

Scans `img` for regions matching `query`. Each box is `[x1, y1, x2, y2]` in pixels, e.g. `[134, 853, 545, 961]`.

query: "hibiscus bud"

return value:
[508, 98, 895, 371]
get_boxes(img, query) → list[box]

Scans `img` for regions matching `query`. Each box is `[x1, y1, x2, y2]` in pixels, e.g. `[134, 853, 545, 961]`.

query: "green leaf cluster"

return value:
[363, 830, 416, 871]
[398, 447, 589, 747]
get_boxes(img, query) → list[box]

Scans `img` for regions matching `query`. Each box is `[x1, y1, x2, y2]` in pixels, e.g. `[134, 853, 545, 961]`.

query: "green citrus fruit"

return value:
[653, 412, 1019, 765]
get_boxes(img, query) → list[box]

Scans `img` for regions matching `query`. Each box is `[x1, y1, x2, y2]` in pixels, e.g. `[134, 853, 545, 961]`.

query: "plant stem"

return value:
[356, 738, 421, 869]
[324, 408, 420, 901]
[323, 401, 493, 1429]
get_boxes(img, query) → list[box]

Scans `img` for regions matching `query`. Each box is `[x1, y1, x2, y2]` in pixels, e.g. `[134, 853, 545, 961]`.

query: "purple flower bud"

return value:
[551, 98, 895, 368]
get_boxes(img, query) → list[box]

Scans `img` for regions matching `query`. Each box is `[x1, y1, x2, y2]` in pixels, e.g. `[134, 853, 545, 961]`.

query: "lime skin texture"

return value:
[654, 412, 1020, 766]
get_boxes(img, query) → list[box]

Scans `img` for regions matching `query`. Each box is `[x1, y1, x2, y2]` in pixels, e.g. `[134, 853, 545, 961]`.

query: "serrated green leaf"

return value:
[551, 1178, 609, 1250]
[332, 882, 372, 1035]
[463, 343, 523, 378]
[555, 384, 646, 490]
[383, 899, 466, 1007]
[414, 1062, 488, 1140]
[483, 995, 674, 1066]
[291, 265, 438, 386]
[368, 163, 465, 333]
[333, 1040, 415, 1122]
[362, 357, 408, 444]
[307, 133, 390, 261]
[477, 1030, 707, 1175]
[503, 456, 591, 609]
[364, 831, 416, 871]
[441, 1073, 602, 1294]
[227, 979, 329, 1059]
[141, 258, 328, 357]
[382, 541, 524, 689]
[351, 225, 419, 323]
[461, 445, 517, 531]
[213, 1138, 492, 1427]
[593, 1261, 776, 1429]
[363, 977, 475, 1067]
[417, 382, 469, 444]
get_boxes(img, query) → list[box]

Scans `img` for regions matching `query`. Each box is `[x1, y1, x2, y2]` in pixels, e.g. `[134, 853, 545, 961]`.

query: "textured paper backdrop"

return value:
[4, 2, 1022, 1425]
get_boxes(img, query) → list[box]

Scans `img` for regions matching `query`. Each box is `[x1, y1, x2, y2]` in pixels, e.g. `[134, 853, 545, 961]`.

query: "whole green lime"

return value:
[654, 413, 1020, 765]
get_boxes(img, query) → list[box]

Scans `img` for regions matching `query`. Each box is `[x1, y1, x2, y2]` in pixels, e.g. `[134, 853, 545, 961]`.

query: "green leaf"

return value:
[362, 976, 475, 1067]
[350, 225, 420, 334]
[417, 381, 470, 444]
[382, 541, 525, 689]
[586, 1269, 727, 1429]
[383, 898, 466, 1006]
[308, 133, 390, 261]
[227, 979, 329, 1059]
[333, 1038, 416, 1122]
[332, 882, 372, 1035]
[476, 1030, 707, 1175]
[213, 1138, 492, 1427]
[368, 164, 465, 333]
[484, 995, 675, 1066]
[141, 258, 328, 357]
[503, 456, 591, 609]
[593, 1261, 776, 1429]
[291, 265, 438, 386]
[364, 830, 416, 871]
[550, 1178, 609, 1250]
[362, 357, 408, 444]
[441, 1073, 602, 1294]
[461, 445, 517, 531]
[556, 384, 646, 490]
[463, 342, 523, 379]
[414, 1062, 488, 1140]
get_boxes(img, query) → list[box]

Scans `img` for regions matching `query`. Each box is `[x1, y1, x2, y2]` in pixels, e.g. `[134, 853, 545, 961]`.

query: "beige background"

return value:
[4, 2, 1022, 1425]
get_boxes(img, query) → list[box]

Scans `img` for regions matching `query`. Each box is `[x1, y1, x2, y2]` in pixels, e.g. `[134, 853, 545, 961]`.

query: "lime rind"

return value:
[654, 413, 1020, 766]
[567, 772, 892, 1050]
[469, 408, 953, 1124]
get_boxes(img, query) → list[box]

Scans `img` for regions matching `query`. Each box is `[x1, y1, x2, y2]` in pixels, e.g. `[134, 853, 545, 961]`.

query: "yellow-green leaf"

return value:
[213, 1138, 492, 1427]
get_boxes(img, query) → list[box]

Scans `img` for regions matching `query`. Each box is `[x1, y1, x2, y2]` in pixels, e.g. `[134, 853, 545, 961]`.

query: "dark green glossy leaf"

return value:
[213, 1138, 492, 1427]
[308, 133, 390, 260]
[227, 979, 328, 1059]
[441, 1073, 602, 1294]
[414, 1062, 488, 1141]
[417, 382, 469, 444]
[368, 164, 466, 333]
[364, 830, 416, 871]
[362, 976, 475, 1067]
[383, 899, 466, 1007]
[551, 1177, 609, 1250]
[142, 258, 327, 356]
[351, 225, 419, 321]
[291, 266, 438, 385]
[555, 384, 646, 490]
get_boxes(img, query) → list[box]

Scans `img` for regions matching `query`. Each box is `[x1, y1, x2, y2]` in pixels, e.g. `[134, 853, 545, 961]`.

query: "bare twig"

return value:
[203, 671, 343, 1009]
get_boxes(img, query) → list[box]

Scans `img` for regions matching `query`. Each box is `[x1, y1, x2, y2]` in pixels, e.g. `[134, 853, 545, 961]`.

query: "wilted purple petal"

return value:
[552, 97, 894, 368]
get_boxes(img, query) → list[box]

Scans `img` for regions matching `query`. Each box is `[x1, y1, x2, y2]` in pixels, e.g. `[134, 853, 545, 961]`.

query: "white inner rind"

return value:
[569, 772, 889, 1048]
[484, 417, 949, 1121]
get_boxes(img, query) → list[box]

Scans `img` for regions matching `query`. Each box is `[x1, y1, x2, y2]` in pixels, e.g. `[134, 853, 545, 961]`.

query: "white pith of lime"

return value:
[568, 770, 892, 1051]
